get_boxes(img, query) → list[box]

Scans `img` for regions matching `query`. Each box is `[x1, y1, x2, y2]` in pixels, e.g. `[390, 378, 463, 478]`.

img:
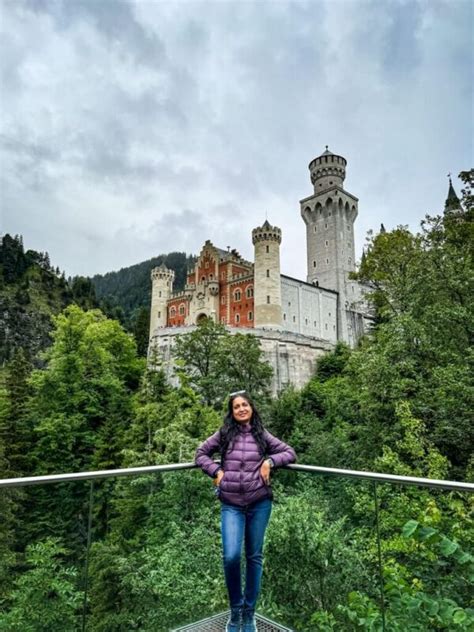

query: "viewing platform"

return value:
[1, 462, 472, 631]
[172, 610, 293, 631]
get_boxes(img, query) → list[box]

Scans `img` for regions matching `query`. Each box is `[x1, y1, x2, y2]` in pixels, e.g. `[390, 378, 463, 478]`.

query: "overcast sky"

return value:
[1, 0, 472, 279]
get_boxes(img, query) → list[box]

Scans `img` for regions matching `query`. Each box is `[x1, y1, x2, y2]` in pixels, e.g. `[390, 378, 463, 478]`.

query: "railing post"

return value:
[81, 480, 94, 632]
[372, 481, 386, 631]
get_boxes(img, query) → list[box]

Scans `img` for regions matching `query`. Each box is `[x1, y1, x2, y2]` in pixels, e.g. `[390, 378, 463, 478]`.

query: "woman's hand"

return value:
[214, 470, 224, 486]
[260, 460, 272, 485]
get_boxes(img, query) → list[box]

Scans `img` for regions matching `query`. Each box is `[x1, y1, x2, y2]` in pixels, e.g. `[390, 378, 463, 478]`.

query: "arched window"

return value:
[266, 269, 270, 278]
[248, 311, 253, 321]
[235, 313, 240, 324]
[179, 304, 185, 315]
[170, 306, 176, 316]
[234, 289, 242, 301]
[246, 286, 254, 298]
[266, 245, 269, 253]
[158, 291, 162, 298]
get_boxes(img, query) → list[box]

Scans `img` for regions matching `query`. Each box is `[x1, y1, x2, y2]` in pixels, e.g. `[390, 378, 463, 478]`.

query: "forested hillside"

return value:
[0, 234, 73, 365]
[0, 172, 472, 630]
[90, 251, 196, 326]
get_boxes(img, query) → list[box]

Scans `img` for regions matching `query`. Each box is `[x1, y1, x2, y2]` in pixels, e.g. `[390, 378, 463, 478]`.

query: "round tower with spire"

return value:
[150, 263, 175, 336]
[444, 174, 461, 215]
[252, 220, 282, 329]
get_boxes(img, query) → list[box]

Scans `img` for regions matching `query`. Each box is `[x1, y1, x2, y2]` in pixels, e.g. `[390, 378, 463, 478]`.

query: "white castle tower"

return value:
[150, 263, 175, 335]
[252, 220, 282, 329]
[300, 147, 359, 341]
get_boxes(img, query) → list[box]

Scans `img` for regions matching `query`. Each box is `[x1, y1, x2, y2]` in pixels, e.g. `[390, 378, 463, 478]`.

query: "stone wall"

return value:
[149, 325, 334, 395]
[280, 275, 338, 343]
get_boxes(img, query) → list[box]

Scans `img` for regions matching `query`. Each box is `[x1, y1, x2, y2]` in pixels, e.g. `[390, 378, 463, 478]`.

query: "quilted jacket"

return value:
[195, 422, 296, 507]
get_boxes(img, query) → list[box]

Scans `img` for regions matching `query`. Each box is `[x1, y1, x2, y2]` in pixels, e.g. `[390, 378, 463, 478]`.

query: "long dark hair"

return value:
[219, 391, 268, 458]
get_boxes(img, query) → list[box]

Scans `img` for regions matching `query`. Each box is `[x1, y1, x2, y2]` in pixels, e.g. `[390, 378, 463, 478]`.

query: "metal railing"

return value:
[2, 462, 472, 491]
[1, 463, 473, 632]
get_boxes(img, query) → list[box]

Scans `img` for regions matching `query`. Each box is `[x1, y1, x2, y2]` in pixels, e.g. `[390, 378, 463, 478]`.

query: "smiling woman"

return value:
[195, 391, 296, 632]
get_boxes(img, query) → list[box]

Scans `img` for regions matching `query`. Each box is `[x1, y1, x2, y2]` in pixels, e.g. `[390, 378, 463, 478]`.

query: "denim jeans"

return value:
[221, 497, 272, 610]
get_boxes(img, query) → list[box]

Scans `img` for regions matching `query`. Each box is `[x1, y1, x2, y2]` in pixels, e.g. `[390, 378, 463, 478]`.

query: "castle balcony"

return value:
[1, 463, 472, 631]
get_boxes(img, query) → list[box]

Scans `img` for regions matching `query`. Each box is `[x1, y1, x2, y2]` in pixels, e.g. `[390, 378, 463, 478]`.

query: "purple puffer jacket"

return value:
[195, 422, 296, 507]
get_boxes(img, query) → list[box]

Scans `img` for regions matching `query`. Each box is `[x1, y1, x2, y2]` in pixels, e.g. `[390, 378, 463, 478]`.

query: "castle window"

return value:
[205, 261, 209, 268]
[325, 240, 329, 247]
[325, 323, 328, 330]
[328, 211, 332, 216]
[283, 313, 286, 320]
[288, 301, 291, 306]
[314, 321, 317, 327]
[179, 304, 185, 315]
[305, 318, 308, 325]
[266, 269, 270, 278]
[266, 245, 269, 253]
[170, 307, 176, 316]
[246, 286, 254, 298]
[326, 258, 329, 264]
[313, 261, 316, 268]
[314, 226, 317, 233]
[158, 311, 161, 318]
[158, 291, 162, 298]
[235, 314, 240, 324]
[352, 286, 354, 292]
[325, 223, 328, 229]
[293, 316, 296, 323]
[267, 295, 270, 304]
[248, 311, 253, 321]
[333, 325, 336, 331]
[209, 273, 213, 280]
[201, 276, 205, 282]
[234, 289, 241, 301]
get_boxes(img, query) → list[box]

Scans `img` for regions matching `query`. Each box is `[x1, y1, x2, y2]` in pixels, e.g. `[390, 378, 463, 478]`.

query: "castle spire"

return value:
[445, 173, 461, 214]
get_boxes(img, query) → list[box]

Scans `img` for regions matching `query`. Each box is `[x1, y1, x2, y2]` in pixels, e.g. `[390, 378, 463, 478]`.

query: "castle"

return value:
[148, 148, 372, 392]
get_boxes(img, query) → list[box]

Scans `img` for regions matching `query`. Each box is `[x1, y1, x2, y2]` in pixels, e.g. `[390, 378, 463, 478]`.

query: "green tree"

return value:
[173, 319, 272, 406]
[0, 539, 81, 632]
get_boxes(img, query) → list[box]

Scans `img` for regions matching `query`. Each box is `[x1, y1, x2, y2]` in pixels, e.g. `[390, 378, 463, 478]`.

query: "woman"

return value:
[195, 390, 296, 632]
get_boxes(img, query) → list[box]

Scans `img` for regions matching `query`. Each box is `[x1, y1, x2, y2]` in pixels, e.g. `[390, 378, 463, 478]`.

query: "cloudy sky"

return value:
[1, 0, 472, 279]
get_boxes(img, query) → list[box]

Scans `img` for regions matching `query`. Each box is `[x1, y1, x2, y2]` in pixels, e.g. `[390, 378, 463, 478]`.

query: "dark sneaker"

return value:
[225, 607, 242, 632]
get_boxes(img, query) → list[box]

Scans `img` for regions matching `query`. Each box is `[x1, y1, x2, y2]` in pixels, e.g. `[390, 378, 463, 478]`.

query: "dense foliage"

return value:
[0, 176, 472, 630]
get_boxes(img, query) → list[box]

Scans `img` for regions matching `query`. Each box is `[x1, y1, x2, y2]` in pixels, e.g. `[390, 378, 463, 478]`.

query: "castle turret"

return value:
[252, 220, 282, 329]
[150, 263, 175, 336]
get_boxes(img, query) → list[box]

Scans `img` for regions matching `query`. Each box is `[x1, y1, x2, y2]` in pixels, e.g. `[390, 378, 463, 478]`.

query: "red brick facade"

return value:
[166, 242, 255, 328]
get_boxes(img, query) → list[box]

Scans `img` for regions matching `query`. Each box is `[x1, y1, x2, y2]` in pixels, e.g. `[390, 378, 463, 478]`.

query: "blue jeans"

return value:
[221, 498, 272, 610]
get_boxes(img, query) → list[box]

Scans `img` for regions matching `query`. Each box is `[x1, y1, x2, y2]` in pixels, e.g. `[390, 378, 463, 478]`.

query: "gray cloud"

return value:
[1, 0, 472, 280]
